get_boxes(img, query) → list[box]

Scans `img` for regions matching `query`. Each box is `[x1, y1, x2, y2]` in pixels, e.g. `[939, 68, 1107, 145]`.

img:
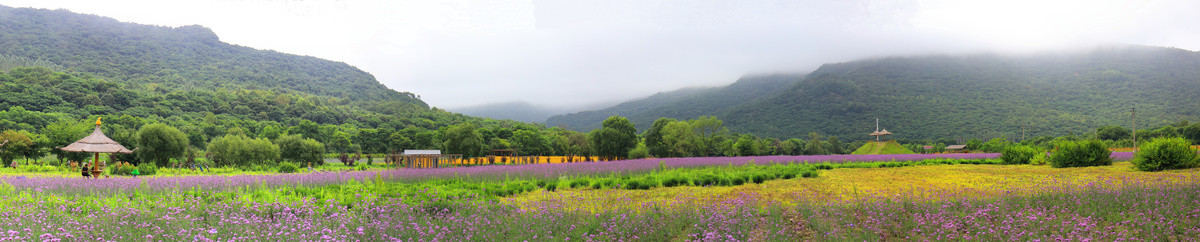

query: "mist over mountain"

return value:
[550, 45, 1200, 141]
[545, 74, 797, 131]
[449, 102, 603, 123]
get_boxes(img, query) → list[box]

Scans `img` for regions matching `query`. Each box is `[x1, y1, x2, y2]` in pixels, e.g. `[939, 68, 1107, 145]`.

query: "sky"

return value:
[1, 0, 1198, 110]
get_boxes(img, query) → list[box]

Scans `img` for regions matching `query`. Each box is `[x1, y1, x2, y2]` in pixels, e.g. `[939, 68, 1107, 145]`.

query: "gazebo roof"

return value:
[60, 119, 133, 154]
[878, 129, 893, 135]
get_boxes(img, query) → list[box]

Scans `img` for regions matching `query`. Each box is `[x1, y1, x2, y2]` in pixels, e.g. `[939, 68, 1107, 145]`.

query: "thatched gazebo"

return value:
[869, 129, 893, 141]
[60, 117, 133, 178]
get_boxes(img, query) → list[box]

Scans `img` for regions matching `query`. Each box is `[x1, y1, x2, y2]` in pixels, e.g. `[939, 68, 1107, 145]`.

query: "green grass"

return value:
[851, 140, 915, 155]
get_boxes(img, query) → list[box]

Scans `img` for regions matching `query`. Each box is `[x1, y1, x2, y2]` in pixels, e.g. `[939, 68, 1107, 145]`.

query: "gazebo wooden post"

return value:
[91, 153, 102, 178]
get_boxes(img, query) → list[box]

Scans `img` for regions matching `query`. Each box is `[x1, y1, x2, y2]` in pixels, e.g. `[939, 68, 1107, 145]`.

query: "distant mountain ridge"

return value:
[450, 102, 583, 123]
[550, 45, 1200, 141]
[545, 74, 798, 131]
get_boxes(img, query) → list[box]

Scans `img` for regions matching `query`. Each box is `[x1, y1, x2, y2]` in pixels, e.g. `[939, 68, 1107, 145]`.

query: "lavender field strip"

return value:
[0, 152, 1134, 195]
[1, 170, 1197, 241]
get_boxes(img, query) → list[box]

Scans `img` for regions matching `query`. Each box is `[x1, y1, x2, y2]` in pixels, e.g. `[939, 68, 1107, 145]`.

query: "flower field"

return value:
[3, 152, 1197, 240]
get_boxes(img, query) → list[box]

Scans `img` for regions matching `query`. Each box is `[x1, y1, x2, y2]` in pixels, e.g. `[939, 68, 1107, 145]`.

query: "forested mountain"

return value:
[728, 45, 1200, 140]
[0, 5, 420, 104]
[545, 74, 798, 131]
[553, 45, 1200, 141]
[0, 5, 534, 158]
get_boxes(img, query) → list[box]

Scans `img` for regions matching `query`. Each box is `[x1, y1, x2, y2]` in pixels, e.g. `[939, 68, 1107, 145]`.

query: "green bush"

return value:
[1030, 152, 1048, 165]
[137, 163, 158, 176]
[278, 162, 299, 173]
[18, 164, 59, 173]
[627, 144, 650, 159]
[1000, 145, 1040, 164]
[109, 163, 135, 176]
[1131, 137, 1198, 171]
[662, 175, 688, 187]
[751, 174, 767, 184]
[569, 178, 590, 188]
[1048, 140, 1112, 168]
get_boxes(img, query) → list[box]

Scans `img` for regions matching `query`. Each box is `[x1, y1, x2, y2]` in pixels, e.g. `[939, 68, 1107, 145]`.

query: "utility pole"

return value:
[1132, 107, 1137, 149]
[1021, 122, 1026, 142]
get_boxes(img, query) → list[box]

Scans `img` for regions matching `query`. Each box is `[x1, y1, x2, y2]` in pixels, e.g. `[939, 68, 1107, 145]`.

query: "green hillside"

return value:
[851, 141, 914, 155]
[545, 74, 797, 131]
[727, 46, 1200, 140]
[0, 5, 533, 156]
[554, 45, 1200, 141]
[0, 5, 418, 103]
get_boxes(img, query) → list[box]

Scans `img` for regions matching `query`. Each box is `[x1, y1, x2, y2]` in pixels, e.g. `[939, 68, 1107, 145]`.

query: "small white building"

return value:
[402, 150, 441, 155]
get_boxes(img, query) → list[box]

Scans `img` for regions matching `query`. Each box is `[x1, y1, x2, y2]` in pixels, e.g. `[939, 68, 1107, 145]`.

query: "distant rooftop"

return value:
[403, 150, 441, 155]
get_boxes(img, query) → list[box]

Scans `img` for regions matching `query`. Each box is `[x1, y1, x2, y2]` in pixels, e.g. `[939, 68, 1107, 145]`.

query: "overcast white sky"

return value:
[2, 0, 1198, 109]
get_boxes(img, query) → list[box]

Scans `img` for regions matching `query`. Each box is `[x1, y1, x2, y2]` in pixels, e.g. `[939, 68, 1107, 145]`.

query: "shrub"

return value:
[1048, 140, 1112, 168]
[1000, 145, 1040, 164]
[18, 164, 59, 173]
[694, 174, 720, 186]
[730, 176, 745, 186]
[137, 163, 158, 176]
[1131, 137, 1199, 171]
[751, 174, 767, 184]
[569, 178, 590, 188]
[627, 144, 650, 159]
[1030, 152, 1048, 165]
[623, 179, 644, 190]
[109, 163, 135, 176]
[278, 162, 299, 173]
[662, 175, 688, 187]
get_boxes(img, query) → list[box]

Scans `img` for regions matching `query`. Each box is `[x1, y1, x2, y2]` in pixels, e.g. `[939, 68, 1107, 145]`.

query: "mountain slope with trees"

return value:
[727, 45, 1200, 140]
[553, 45, 1200, 142]
[0, 5, 420, 104]
[0, 5, 538, 166]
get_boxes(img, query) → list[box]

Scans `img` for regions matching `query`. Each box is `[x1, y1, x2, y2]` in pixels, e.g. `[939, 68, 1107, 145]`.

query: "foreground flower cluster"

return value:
[1, 172, 1195, 241]
[0, 152, 1168, 241]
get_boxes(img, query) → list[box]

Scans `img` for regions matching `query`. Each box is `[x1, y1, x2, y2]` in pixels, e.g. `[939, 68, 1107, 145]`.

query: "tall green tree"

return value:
[42, 120, 92, 164]
[207, 134, 278, 167]
[691, 116, 727, 156]
[1183, 123, 1200, 144]
[805, 132, 826, 155]
[826, 136, 843, 155]
[137, 123, 189, 167]
[734, 135, 759, 156]
[443, 123, 485, 158]
[590, 116, 638, 159]
[662, 121, 697, 157]
[511, 130, 551, 156]
[643, 118, 674, 158]
[0, 130, 33, 165]
[1097, 126, 1131, 141]
[277, 134, 325, 166]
